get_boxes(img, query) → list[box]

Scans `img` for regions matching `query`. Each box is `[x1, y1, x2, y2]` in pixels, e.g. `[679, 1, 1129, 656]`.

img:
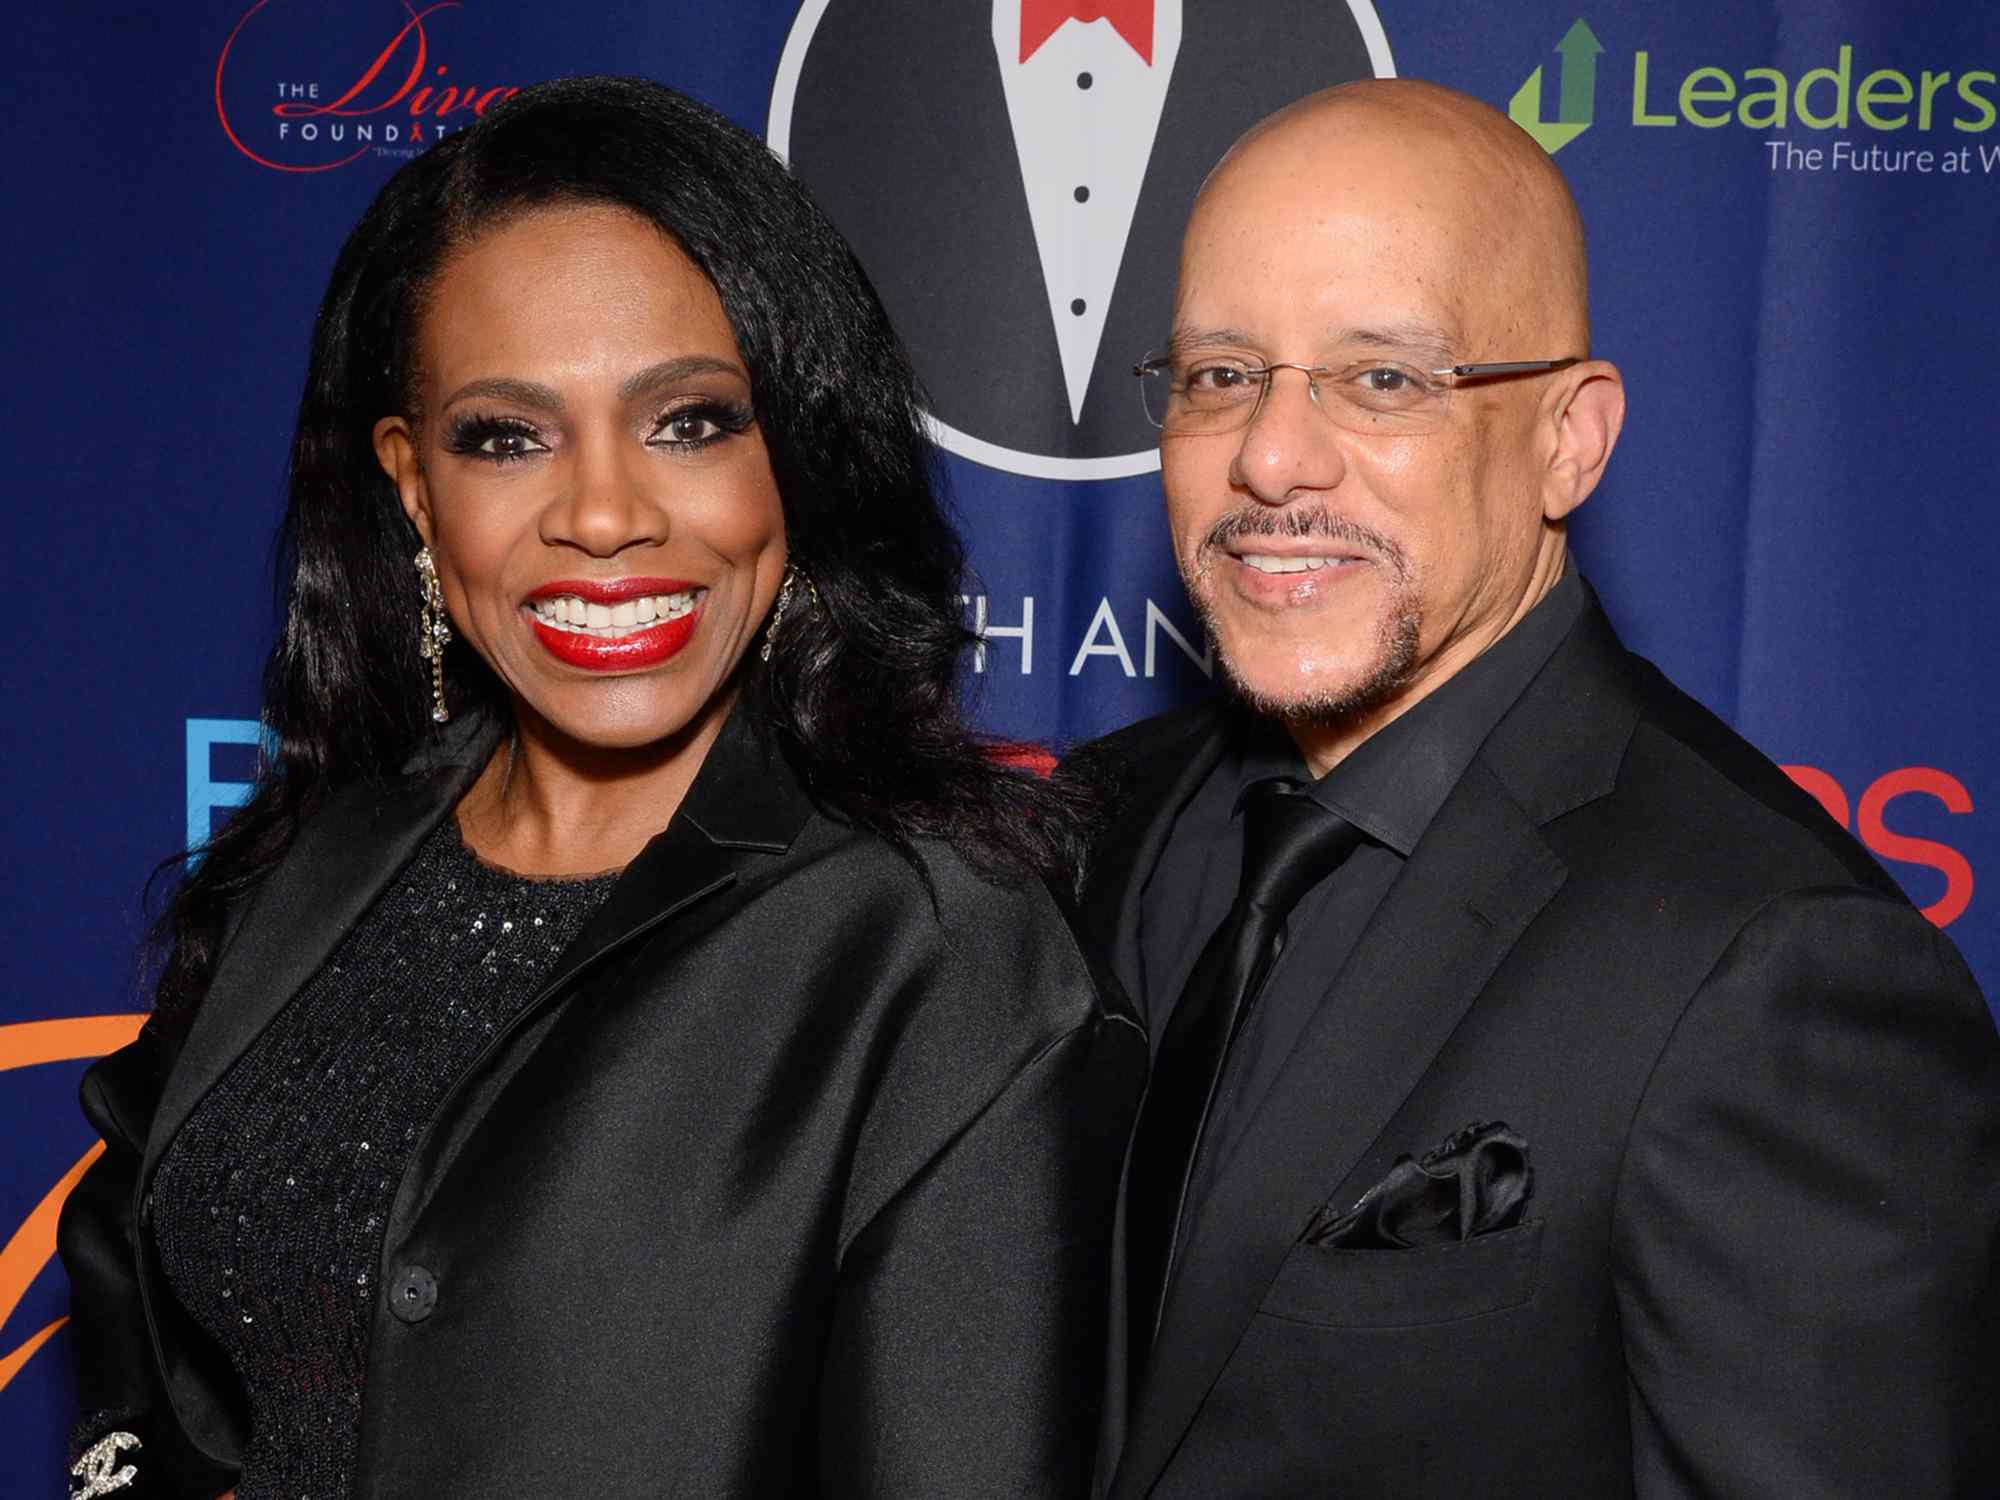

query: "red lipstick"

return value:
[524, 578, 704, 673]
[527, 577, 699, 604]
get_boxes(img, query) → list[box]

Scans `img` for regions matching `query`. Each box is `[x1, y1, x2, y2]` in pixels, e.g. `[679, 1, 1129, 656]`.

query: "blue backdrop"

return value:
[4, 2, 1993, 1488]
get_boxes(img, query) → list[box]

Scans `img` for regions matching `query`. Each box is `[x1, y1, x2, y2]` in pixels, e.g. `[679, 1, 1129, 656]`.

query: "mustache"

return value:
[1199, 504, 1406, 574]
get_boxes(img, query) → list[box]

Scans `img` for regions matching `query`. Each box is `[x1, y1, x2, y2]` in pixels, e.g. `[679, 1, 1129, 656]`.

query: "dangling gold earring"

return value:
[415, 547, 451, 723]
[760, 565, 816, 663]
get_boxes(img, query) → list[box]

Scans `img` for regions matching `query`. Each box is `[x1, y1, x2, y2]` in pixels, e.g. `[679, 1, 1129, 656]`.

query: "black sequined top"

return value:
[150, 817, 618, 1500]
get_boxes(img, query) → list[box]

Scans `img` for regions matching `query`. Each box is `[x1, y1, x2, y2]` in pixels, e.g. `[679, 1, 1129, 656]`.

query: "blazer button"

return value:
[389, 1265, 438, 1323]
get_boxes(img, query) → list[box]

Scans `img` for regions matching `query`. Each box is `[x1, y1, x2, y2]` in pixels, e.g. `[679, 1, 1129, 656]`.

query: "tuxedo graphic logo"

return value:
[770, 0, 1396, 479]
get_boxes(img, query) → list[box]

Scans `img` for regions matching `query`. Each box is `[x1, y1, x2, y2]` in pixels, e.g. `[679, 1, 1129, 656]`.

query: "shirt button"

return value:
[389, 1265, 438, 1323]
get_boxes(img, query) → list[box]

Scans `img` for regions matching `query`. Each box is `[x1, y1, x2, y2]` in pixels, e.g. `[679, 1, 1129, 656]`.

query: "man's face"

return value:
[1161, 125, 1565, 733]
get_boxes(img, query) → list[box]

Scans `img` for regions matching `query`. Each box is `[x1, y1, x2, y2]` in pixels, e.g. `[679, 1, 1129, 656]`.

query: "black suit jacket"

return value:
[60, 710, 1146, 1499]
[1078, 589, 2000, 1498]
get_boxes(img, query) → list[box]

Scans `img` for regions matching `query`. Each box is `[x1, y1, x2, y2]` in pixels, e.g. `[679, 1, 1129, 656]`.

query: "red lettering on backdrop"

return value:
[216, 0, 520, 173]
[1782, 764, 1975, 928]
[1779, 764, 1849, 828]
[271, 5, 457, 121]
[1858, 768, 1975, 928]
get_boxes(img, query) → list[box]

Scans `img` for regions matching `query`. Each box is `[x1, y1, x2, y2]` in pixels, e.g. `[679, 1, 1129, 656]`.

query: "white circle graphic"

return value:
[768, 0, 1396, 482]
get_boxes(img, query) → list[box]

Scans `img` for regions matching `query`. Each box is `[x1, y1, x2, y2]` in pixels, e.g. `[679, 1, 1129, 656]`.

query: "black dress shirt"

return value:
[1139, 569, 1585, 1219]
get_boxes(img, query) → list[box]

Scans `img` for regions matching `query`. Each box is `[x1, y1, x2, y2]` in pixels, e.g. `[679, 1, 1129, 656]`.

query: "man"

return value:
[1077, 79, 1999, 1497]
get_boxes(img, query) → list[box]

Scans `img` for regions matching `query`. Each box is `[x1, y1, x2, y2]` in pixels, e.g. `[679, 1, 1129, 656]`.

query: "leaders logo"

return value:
[1510, 20, 1602, 155]
[216, 0, 522, 173]
[1508, 16, 2000, 177]
[769, 0, 1395, 480]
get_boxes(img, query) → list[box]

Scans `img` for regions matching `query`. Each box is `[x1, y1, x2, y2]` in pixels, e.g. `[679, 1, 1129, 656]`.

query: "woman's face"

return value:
[374, 202, 787, 754]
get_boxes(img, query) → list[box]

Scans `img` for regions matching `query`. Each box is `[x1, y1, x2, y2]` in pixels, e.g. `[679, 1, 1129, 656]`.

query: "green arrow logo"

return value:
[1509, 18, 1602, 155]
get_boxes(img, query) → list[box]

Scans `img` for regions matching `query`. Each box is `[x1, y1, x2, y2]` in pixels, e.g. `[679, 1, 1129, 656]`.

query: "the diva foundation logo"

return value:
[215, 0, 523, 172]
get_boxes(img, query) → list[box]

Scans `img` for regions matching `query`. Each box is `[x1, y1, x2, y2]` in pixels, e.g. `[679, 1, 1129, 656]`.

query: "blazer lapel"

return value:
[539, 714, 815, 995]
[143, 755, 481, 1180]
[1076, 704, 1231, 1034]
[143, 707, 821, 1185]
[1109, 588, 1642, 1499]
[1110, 761, 1567, 1499]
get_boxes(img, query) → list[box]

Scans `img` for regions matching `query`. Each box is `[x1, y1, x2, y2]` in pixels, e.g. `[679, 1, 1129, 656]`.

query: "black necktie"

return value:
[1126, 779, 1365, 1371]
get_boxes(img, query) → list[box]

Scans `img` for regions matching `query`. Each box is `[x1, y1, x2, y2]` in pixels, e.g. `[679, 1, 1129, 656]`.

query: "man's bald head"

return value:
[1192, 79, 1592, 356]
[1159, 77, 1624, 771]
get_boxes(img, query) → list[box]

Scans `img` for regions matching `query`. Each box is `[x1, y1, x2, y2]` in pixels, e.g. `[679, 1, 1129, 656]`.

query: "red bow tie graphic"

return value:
[1019, 0, 1154, 65]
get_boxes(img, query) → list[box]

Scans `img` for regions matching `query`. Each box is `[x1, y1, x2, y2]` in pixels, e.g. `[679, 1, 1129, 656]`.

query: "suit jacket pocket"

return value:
[1258, 1219, 1544, 1329]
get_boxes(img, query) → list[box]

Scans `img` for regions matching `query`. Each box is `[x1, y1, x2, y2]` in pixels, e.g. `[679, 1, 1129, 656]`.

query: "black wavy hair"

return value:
[150, 75, 1100, 1034]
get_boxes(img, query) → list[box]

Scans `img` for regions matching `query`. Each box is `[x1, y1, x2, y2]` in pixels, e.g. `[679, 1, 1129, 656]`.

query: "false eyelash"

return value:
[442, 412, 544, 461]
[652, 398, 757, 449]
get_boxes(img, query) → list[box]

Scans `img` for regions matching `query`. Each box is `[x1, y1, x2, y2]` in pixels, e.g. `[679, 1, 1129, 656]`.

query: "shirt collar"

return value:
[1233, 566, 1585, 855]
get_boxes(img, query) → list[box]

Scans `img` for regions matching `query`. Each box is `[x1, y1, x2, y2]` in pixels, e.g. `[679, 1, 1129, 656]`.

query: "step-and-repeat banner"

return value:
[4, 1, 1993, 1484]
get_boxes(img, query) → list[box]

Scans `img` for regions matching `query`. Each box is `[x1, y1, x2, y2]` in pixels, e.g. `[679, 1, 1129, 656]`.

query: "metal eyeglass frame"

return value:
[1132, 355, 1582, 434]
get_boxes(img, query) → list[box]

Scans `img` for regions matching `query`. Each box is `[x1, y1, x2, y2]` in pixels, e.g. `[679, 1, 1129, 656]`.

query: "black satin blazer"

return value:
[59, 710, 1146, 1499]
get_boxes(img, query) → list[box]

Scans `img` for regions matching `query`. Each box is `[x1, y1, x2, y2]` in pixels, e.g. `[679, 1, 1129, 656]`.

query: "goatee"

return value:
[1184, 503, 1421, 728]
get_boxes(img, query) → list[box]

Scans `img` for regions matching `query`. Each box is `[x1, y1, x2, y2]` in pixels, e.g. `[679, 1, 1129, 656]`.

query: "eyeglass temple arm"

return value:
[1434, 357, 1582, 377]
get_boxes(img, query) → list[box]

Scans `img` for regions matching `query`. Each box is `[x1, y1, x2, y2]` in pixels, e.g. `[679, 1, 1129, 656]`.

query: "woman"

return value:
[59, 76, 1143, 1500]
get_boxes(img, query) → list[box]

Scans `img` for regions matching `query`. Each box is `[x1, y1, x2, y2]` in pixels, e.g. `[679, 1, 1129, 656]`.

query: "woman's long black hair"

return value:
[150, 75, 1102, 1035]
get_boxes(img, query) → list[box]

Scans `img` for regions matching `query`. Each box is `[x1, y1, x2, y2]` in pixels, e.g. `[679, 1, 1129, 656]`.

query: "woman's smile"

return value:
[523, 578, 706, 671]
[373, 201, 789, 755]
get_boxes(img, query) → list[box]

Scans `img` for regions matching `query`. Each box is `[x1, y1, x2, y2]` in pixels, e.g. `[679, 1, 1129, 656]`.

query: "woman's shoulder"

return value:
[793, 816, 1134, 1035]
[776, 824, 1144, 1096]
[802, 823, 1146, 1251]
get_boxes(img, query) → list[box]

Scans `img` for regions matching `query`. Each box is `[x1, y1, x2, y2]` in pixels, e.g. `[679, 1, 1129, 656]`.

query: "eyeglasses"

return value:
[1132, 353, 1581, 437]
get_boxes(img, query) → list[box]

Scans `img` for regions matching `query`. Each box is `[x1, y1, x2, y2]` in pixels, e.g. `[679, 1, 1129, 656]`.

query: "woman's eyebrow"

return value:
[618, 355, 748, 401]
[436, 357, 748, 414]
[439, 375, 564, 413]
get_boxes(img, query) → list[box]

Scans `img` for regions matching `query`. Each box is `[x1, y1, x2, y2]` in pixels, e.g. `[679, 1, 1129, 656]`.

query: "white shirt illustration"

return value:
[992, 0, 1182, 424]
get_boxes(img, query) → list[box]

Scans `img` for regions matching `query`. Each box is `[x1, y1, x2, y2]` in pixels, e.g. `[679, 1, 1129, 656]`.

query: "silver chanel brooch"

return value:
[71, 1431, 140, 1498]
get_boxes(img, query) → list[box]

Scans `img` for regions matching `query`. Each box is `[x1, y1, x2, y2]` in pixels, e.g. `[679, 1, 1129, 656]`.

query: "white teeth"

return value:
[528, 591, 700, 637]
[1240, 554, 1332, 574]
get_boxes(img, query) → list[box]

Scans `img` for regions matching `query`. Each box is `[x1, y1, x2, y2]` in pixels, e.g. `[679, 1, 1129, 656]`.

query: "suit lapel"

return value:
[145, 707, 819, 1185]
[535, 741, 807, 1003]
[144, 761, 477, 1179]
[1111, 765, 1566, 1495]
[1076, 704, 1230, 1035]
[1109, 590, 1642, 1498]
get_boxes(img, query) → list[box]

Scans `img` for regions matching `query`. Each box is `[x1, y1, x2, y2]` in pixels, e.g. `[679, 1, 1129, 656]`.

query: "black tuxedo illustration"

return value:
[778, 0, 1379, 465]
[1076, 583, 2000, 1498]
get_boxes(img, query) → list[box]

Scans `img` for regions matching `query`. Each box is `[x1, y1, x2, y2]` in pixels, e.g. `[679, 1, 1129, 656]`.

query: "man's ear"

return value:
[1542, 361, 1625, 522]
[373, 415, 433, 546]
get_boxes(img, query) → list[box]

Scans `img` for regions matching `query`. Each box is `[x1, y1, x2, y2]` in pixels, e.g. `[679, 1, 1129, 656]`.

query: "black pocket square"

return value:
[1300, 1120, 1533, 1249]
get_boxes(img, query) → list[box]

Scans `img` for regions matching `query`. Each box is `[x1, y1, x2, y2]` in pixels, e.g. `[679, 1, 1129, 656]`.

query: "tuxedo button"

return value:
[389, 1265, 438, 1323]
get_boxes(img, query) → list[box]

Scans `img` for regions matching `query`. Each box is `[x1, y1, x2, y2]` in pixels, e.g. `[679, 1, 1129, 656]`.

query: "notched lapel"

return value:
[1075, 705, 1229, 1034]
[1112, 761, 1566, 1500]
[144, 766, 472, 1179]
[539, 816, 744, 997]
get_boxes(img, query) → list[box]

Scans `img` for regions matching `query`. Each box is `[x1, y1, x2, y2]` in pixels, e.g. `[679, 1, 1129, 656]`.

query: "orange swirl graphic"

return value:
[0, 1014, 147, 1394]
